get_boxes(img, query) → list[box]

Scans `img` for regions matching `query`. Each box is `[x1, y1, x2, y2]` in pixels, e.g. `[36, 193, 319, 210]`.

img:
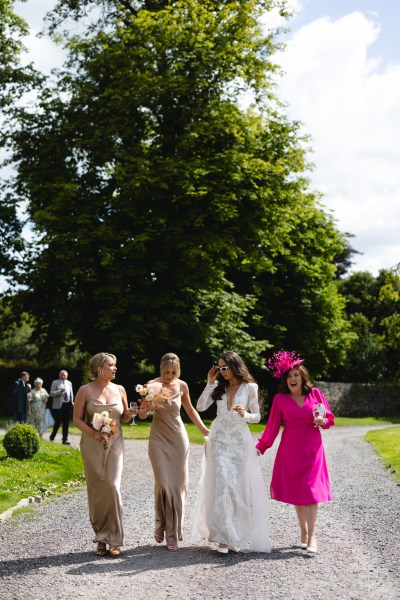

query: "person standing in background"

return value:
[28, 377, 49, 438]
[12, 371, 30, 423]
[49, 370, 74, 445]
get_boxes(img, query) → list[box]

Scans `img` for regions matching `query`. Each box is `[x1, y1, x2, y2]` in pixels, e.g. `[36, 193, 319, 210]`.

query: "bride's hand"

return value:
[232, 405, 245, 418]
[207, 365, 218, 384]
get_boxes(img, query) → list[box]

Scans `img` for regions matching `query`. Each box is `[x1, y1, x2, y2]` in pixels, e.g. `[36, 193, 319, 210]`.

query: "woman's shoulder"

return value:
[79, 382, 91, 391]
[307, 386, 319, 395]
[75, 382, 91, 398]
[246, 381, 258, 389]
[308, 386, 325, 399]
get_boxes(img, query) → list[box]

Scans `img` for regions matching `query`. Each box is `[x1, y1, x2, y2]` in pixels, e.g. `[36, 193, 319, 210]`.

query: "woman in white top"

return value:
[192, 351, 272, 554]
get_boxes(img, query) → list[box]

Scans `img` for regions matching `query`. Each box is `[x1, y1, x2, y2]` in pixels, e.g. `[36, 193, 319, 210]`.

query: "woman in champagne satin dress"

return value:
[138, 353, 209, 551]
[73, 352, 135, 557]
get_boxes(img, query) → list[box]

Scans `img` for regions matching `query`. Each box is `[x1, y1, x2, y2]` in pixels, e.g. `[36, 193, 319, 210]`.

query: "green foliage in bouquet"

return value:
[3, 423, 40, 459]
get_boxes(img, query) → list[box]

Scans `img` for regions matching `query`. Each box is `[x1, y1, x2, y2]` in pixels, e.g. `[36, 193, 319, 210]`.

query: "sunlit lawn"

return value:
[365, 426, 400, 483]
[0, 438, 84, 514]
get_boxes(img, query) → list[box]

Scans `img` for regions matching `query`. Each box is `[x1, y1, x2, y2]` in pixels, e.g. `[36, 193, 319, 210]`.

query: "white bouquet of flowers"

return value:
[92, 410, 115, 449]
[135, 382, 172, 410]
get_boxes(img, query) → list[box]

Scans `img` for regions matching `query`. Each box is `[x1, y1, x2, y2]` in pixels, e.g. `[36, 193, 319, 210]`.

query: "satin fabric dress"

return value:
[148, 388, 189, 547]
[80, 395, 124, 547]
[192, 382, 272, 552]
[256, 387, 334, 505]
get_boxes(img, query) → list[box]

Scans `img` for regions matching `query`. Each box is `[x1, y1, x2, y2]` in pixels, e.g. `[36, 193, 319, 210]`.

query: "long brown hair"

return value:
[212, 351, 255, 401]
[278, 364, 313, 395]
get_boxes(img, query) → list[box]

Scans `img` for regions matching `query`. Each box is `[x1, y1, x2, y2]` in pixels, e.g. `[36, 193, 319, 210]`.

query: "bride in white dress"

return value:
[192, 351, 272, 554]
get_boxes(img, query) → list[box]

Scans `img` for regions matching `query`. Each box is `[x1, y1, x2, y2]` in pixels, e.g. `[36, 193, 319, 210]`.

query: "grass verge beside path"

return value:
[0, 439, 84, 514]
[365, 426, 400, 483]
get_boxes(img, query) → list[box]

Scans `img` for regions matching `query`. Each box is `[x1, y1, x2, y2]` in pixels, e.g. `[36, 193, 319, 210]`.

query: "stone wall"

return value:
[317, 381, 400, 417]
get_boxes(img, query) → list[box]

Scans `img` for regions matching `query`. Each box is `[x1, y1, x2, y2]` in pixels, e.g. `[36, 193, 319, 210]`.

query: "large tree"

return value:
[0, 0, 38, 277]
[7, 0, 350, 377]
[334, 268, 400, 382]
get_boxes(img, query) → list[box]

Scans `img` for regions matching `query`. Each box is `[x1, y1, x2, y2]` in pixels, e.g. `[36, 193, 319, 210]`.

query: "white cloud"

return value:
[275, 11, 400, 274]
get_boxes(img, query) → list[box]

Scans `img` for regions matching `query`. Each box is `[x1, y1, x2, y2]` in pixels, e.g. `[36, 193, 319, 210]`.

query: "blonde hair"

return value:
[89, 352, 117, 380]
[160, 352, 181, 378]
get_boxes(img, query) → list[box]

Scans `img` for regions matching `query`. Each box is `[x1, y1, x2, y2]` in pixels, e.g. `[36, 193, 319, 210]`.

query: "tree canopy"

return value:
[333, 268, 400, 382]
[3, 0, 354, 379]
[0, 0, 39, 276]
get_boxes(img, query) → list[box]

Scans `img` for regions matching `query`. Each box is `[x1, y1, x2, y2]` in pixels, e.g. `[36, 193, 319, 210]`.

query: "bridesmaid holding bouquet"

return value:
[73, 352, 135, 557]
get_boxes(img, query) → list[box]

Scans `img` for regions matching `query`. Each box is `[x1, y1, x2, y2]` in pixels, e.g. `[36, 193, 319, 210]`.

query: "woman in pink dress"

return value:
[256, 350, 334, 555]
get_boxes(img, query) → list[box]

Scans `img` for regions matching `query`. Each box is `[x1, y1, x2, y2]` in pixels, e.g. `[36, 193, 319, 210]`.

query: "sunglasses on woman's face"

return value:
[215, 366, 230, 373]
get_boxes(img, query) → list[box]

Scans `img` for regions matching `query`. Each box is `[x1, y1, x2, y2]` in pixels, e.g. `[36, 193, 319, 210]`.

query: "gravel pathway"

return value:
[0, 426, 399, 600]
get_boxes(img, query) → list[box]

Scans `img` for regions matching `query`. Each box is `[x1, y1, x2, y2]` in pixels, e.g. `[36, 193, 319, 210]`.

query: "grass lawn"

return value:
[364, 426, 400, 483]
[0, 438, 84, 514]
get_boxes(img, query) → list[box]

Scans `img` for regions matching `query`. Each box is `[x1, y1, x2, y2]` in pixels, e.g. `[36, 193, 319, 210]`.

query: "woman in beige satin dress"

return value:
[73, 352, 135, 557]
[138, 353, 209, 551]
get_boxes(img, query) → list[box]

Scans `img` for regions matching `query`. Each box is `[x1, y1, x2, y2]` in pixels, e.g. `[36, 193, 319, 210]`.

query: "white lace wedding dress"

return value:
[192, 382, 272, 552]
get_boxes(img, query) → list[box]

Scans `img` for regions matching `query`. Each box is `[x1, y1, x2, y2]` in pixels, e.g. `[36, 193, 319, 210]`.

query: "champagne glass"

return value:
[129, 401, 138, 425]
[313, 403, 326, 427]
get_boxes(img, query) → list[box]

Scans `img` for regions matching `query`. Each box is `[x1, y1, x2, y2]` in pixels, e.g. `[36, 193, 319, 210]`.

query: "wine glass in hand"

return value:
[313, 403, 326, 428]
[129, 401, 138, 425]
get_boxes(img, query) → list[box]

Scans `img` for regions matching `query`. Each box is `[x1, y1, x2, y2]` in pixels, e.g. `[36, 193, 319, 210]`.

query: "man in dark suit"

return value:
[49, 370, 74, 445]
[12, 371, 30, 423]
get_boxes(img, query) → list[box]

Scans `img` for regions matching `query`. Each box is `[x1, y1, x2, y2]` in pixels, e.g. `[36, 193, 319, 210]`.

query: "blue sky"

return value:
[13, 0, 400, 275]
[290, 0, 399, 61]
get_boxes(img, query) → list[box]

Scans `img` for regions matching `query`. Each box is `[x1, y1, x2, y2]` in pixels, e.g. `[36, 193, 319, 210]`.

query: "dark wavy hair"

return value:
[211, 351, 255, 401]
[278, 364, 313, 395]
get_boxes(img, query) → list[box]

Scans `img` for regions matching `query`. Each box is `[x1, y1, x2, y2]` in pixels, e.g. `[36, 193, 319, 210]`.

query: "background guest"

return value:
[28, 377, 49, 438]
[49, 370, 74, 445]
[12, 371, 30, 423]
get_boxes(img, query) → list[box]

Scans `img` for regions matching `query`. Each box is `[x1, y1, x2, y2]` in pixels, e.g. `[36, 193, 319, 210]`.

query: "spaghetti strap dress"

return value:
[148, 386, 190, 547]
[80, 395, 124, 547]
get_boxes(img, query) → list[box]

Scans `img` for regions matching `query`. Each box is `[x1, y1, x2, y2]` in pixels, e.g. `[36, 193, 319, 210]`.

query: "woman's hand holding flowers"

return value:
[135, 383, 172, 411]
[92, 411, 115, 449]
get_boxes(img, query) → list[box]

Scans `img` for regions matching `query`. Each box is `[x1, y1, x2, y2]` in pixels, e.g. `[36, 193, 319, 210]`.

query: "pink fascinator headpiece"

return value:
[265, 350, 304, 379]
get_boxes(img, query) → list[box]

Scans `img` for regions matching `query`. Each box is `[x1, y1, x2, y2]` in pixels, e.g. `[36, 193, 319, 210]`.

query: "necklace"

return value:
[291, 394, 304, 407]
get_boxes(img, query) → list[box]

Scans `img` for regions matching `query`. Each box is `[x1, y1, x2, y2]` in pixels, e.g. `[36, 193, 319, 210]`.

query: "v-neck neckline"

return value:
[289, 394, 305, 409]
[226, 383, 243, 411]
